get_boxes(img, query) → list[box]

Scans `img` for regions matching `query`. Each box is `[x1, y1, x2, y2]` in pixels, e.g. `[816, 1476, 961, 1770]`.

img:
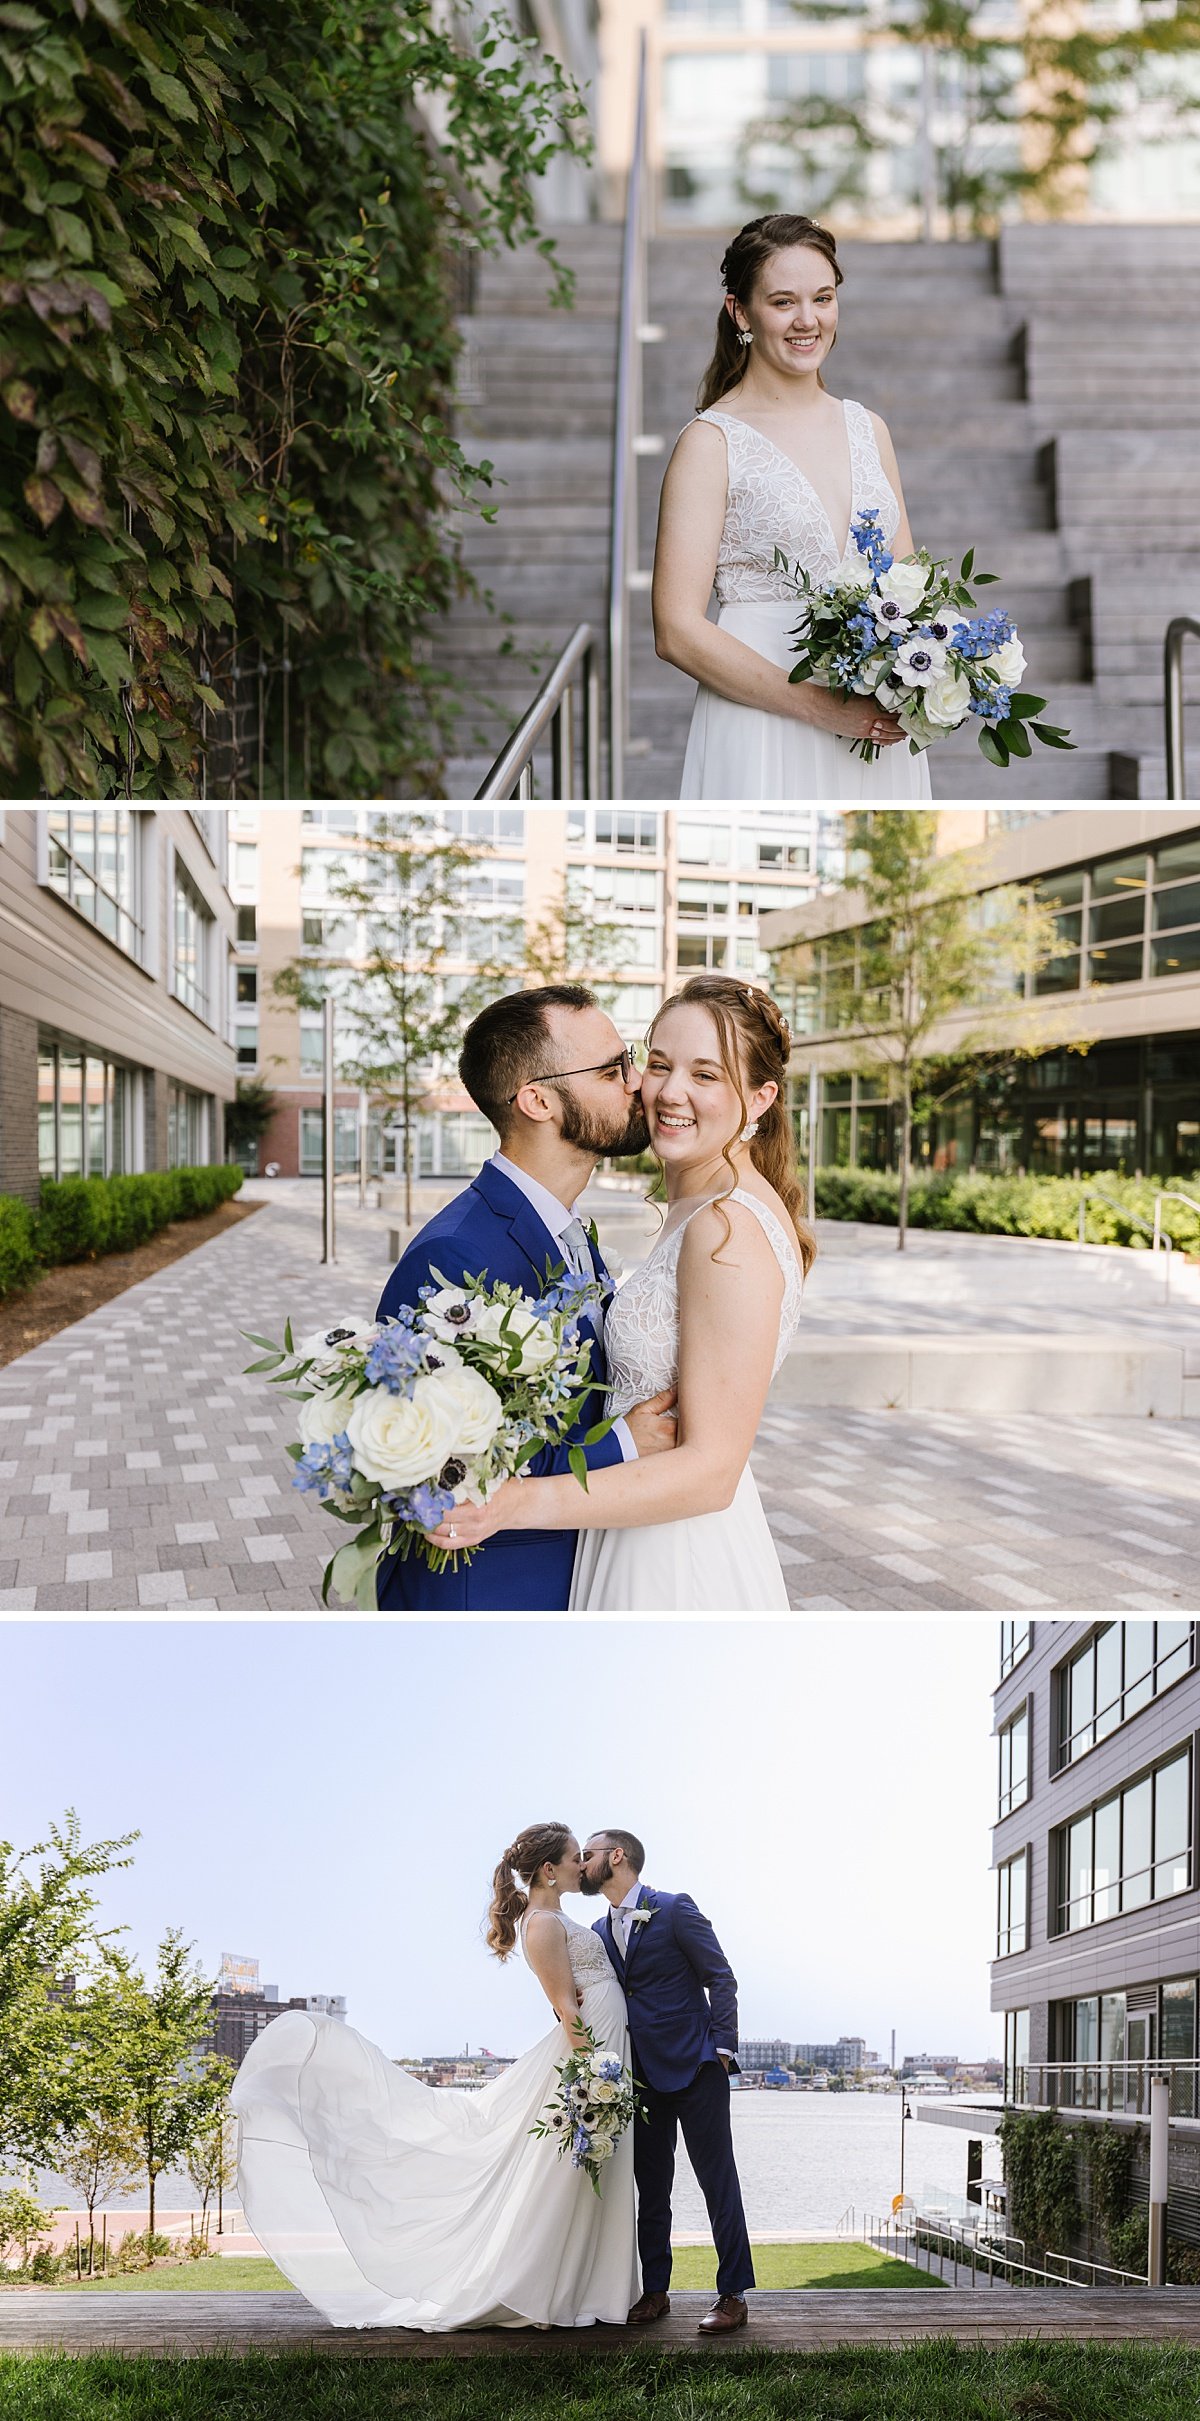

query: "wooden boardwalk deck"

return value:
[3, 2288, 1200, 2356]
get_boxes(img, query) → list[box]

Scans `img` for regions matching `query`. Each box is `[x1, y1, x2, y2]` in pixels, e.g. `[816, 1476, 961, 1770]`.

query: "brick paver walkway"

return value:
[0, 1183, 1196, 1614]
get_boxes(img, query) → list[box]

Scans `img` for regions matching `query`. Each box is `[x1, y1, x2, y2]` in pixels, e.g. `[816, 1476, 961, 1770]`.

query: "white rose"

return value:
[832, 562, 869, 595]
[471, 1300, 558, 1375]
[297, 1382, 360, 1449]
[421, 1288, 478, 1343]
[895, 635, 948, 689]
[876, 558, 930, 614]
[421, 1361, 503, 1462]
[982, 636, 1026, 686]
[591, 2135, 616, 2161]
[592, 2080, 618, 2104]
[345, 1374, 460, 1490]
[921, 666, 973, 729]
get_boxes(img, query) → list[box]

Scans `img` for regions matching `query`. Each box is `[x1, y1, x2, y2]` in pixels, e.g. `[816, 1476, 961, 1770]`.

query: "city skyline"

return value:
[5, 1618, 999, 2057]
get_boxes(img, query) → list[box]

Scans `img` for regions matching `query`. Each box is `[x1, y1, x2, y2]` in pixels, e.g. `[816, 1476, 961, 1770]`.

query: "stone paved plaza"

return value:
[0, 1182, 1197, 1615]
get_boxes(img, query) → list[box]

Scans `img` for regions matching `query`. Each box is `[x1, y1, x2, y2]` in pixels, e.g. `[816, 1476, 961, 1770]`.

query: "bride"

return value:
[652, 212, 933, 802]
[424, 974, 812, 1612]
[230, 1824, 639, 2330]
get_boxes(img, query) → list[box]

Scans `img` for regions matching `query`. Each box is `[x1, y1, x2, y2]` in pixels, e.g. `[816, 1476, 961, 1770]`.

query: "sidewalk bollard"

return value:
[1149, 2074, 1169, 2284]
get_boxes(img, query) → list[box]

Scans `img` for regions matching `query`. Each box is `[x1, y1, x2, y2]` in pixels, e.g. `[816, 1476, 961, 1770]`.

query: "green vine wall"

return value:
[0, 0, 589, 796]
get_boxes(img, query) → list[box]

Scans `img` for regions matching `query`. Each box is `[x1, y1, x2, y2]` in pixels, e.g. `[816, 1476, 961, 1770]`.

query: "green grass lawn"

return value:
[17, 2244, 929, 2296]
[669, 2242, 939, 2291]
[3, 2346, 1200, 2421]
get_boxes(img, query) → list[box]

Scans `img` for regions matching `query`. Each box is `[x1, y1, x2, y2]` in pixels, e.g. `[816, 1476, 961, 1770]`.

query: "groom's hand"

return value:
[626, 1388, 678, 1456]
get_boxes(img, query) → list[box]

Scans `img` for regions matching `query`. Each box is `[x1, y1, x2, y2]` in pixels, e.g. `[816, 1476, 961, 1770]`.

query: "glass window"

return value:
[1057, 1623, 1193, 1766]
[677, 881, 731, 920]
[1000, 1621, 1031, 1679]
[233, 843, 259, 887]
[236, 905, 257, 944]
[592, 810, 661, 854]
[1089, 892, 1145, 945]
[1004, 2007, 1030, 2101]
[44, 808, 142, 959]
[1091, 852, 1148, 901]
[998, 1703, 1029, 1819]
[1092, 1794, 1121, 1923]
[1055, 1747, 1192, 1933]
[1155, 834, 1200, 884]
[37, 1048, 57, 1179]
[235, 1023, 259, 1068]
[173, 864, 212, 1021]
[1153, 877, 1200, 932]
[677, 822, 731, 865]
[167, 1084, 210, 1168]
[37, 1037, 134, 1179]
[1088, 939, 1144, 986]
[677, 933, 729, 969]
[1154, 1756, 1191, 1897]
[997, 1852, 1027, 1956]
[1162, 1979, 1196, 2114]
[236, 968, 258, 1005]
[1037, 870, 1085, 910]
[1152, 927, 1200, 978]
[300, 1106, 359, 1176]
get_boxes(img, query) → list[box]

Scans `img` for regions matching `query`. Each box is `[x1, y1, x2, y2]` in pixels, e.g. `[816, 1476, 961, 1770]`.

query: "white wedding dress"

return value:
[570, 1189, 804, 1614]
[679, 397, 933, 800]
[230, 1910, 638, 2330]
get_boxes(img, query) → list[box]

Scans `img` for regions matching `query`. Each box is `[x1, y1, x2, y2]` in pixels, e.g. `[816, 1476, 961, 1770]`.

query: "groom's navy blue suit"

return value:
[596, 1886, 755, 2301]
[374, 1159, 626, 1612]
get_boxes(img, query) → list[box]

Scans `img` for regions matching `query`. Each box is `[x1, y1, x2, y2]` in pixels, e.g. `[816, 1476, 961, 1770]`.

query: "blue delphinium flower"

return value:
[952, 608, 1016, 662]
[293, 1431, 354, 1499]
[401, 1480, 459, 1530]
[852, 509, 893, 576]
[599, 2059, 624, 2082]
[364, 1324, 426, 1396]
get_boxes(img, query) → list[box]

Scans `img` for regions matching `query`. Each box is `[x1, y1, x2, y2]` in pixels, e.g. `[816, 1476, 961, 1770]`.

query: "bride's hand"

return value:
[424, 1479, 522, 1553]
[797, 685, 905, 746]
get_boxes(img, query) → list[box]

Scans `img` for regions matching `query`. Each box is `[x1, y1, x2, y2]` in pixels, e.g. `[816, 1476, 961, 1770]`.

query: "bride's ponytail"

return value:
[486, 1822, 571, 1960]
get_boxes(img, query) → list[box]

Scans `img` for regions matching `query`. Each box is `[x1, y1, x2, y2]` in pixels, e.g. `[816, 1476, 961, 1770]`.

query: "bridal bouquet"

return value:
[531, 2026, 642, 2197]
[775, 513, 1074, 767]
[242, 1265, 609, 1608]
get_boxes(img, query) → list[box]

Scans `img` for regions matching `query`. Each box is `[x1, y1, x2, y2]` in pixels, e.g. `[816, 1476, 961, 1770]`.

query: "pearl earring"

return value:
[742, 1120, 759, 1141]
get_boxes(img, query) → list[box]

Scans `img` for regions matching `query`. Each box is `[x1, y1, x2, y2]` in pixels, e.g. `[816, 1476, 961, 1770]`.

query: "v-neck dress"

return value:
[678, 399, 932, 801]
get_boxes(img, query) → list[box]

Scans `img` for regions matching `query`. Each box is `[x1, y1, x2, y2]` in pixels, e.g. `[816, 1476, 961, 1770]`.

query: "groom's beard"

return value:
[577, 1870, 604, 1896]
[558, 1085, 650, 1160]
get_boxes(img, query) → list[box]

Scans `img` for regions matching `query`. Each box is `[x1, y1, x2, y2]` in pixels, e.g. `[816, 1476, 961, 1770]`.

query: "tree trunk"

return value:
[403, 1071, 413, 1230]
[898, 1078, 912, 1252]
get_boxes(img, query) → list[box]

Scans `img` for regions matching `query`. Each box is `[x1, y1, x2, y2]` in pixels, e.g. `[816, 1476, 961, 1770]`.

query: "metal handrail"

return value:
[1076, 1185, 1171, 1253]
[1164, 616, 1200, 800]
[1153, 1186, 1200, 1254]
[839, 2204, 1146, 2290]
[607, 31, 656, 800]
[1017, 2058, 1200, 2119]
[474, 622, 600, 799]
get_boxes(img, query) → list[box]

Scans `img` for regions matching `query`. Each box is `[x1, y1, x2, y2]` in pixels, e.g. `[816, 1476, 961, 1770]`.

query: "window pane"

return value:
[1124, 1623, 1154, 1717]
[1152, 927, 1200, 978]
[1153, 877, 1200, 931]
[1093, 1795, 1121, 1922]
[1010, 1851, 1027, 1948]
[1100, 1992, 1126, 2065]
[1094, 1624, 1122, 1739]
[1091, 853, 1147, 900]
[1068, 1639, 1095, 1757]
[1156, 836, 1200, 883]
[1088, 939, 1144, 986]
[237, 905, 257, 943]
[1157, 1621, 1192, 1689]
[1122, 1777, 1152, 1909]
[1090, 892, 1145, 944]
[85, 1057, 106, 1177]
[1075, 1996, 1099, 2063]
[58, 1052, 83, 1177]
[1068, 1814, 1092, 1929]
[38, 1048, 57, 1178]
[1154, 1753, 1190, 1888]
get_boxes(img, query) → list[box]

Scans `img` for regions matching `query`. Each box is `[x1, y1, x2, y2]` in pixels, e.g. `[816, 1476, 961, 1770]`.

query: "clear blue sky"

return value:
[5, 1619, 1000, 2062]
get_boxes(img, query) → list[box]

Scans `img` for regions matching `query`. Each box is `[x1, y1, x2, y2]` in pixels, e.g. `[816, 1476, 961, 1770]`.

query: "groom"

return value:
[582, 1829, 755, 2335]
[374, 984, 678, 1611]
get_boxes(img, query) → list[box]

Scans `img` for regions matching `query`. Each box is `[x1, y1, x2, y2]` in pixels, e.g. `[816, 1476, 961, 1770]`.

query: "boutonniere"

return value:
[629, 1907, 654, 1929]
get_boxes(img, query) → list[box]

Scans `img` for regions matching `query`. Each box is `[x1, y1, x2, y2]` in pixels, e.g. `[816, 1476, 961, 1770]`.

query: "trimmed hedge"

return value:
[814, 1165, 1200, 1250]
[0, 1165, 243, 1299]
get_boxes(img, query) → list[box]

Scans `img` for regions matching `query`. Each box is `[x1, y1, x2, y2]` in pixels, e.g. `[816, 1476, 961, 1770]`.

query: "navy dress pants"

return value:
[633, 2059, 755, 2299]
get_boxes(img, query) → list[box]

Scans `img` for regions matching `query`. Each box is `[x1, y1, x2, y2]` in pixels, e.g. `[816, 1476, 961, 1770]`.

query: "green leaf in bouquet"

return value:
[1009, 693, 1047, 717]
[1031, 723, 1076, 749]
[974, 573, 1000, 585]
[284, 1316, 295, 1353]
[960, 546, 975, 578]
[979, 726, 1010, 767]
[285, 1441, 305, 1461]
[244, 1352, 285, 1373]
[568, 1444, 590, 1491]
[583, 1418, 614, 1445]
[998, 716, 1032, 758]
[241, 1330, 283, 1352]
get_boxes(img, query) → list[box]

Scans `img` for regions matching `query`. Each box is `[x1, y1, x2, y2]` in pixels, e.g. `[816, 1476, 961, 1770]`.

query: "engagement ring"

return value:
[449, 1525, 458, 1541]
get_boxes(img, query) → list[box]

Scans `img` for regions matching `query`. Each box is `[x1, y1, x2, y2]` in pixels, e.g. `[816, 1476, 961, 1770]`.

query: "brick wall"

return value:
[0, 1004, 39, 1206]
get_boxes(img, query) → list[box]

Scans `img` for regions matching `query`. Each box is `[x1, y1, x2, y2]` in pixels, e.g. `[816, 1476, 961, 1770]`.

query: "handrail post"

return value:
[552, 683, 575, 801]
[609, 31, 649, 800]
[1164, 617, 1200, 801]
[584, 644, 601, 799]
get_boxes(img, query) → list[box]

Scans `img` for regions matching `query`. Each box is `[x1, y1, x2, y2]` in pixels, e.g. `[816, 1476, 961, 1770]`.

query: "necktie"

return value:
[559, 1216, 591, 1276]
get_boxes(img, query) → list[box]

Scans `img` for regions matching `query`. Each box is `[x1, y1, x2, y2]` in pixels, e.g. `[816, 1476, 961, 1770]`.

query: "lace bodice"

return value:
[604, 1189, 804, 1421]
[694, 398, 899, 605]
[520, 1911, 612, 1985]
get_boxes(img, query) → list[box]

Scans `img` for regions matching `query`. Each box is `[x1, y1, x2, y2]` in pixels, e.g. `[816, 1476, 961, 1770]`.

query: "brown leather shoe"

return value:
[627, 2290, 671, 2324]
[697, 2295, 748, 2334]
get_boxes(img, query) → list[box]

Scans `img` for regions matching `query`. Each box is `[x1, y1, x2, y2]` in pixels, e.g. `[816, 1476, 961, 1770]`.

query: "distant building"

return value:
[205, 1952, 347, 2069]
[901, 2053, 959, 2081]
[796, 2037, 867, 2074]
[740, 2038, 795, 2071]
[396, 2053, 517, 2089]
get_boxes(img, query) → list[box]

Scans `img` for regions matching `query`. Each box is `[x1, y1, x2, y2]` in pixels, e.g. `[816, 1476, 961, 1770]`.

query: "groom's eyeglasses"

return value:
[509, 1047, 638, 1104]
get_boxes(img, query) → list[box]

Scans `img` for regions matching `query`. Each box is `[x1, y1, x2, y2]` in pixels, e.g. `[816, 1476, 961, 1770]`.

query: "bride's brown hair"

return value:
[697, 214, 843, 414]
[486, 1822, 572, 1961]
[646, 974, 816, 1277]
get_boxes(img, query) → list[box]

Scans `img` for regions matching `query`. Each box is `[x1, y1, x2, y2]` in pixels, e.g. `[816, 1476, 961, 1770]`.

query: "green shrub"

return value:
[106, 1173, 164, 1252]
[813, 1166, 1200, 1251]
[35, 1177, 114, 1265]
[0, 1197, 38, 1299]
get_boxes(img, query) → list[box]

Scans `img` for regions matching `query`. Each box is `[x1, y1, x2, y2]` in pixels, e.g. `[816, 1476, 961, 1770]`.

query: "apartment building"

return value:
[205, 1953, 347, 2071]
[0, 808, 237, 1207]
[761, 810, 1200, 1181]
[992, 1620, 1200, 2235]
[231, 805, 834, 1181]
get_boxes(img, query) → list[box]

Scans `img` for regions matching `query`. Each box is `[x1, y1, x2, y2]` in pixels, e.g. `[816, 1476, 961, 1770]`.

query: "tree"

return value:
[186, 2107, 239, 2240]
[224, 1077, 278, 1165]
[0, 1811, 137, 2169]
[784, 810, 1077, 1249]
[103, 1931, 231, 2240]
[50, 2014, 142, 2278]
[521, 876, 626, 1007]
[273, 813, 519, 1228]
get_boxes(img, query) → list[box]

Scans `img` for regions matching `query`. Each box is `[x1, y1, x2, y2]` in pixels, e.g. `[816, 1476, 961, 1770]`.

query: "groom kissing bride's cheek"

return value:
[231, 1824, 754, 2334]
[377, 976, 814, 1615]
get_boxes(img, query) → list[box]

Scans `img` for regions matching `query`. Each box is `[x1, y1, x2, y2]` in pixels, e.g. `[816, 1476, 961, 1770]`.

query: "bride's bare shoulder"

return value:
[678, 1192, 784, 1281]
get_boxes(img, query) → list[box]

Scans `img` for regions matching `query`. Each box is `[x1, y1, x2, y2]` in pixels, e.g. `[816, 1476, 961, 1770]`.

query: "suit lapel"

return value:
[621, 1886, 652, 1976]
[598, 1910, 625, 1981]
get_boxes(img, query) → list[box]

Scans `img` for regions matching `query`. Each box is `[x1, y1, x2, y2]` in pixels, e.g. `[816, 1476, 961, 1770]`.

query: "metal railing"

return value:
[1154, 1185, 1200, 1255]
[607, 29, 659, 800]
[838, 2204, 1146, 2289]
[1014, 2058, 1200, 2120]
[1165, 616, 1200, 800]
[474, 622, 601, 799]
[1076, 1185, 1171, 1256]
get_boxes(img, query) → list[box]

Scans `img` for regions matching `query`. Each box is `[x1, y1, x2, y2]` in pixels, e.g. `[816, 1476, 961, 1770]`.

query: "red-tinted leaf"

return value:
[0, 712, 18, 774]
[2, 378, 37, 422]
[24, 474, 64, 528]
[51, 606, 90, 665]
[36, 429, 59, 474]
[27, 603, 58, 654]
[60, 128, 118, 169]
[61, 433, 102, 489]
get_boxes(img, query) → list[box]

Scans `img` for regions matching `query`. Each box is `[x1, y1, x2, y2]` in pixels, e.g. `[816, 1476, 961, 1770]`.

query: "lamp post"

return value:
[322, 994, 336, 1266]
[899, 2080, 914, 2200]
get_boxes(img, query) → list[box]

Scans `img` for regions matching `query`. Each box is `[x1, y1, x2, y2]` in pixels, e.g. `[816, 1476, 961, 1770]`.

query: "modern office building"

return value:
[992, 1619, 1200, 2241]
[597, 0, 1198, 231]
[0, 808, 238, 1207]
[205, 1952, 347, 2070]
[762, 810, 1200, 1182]
[232, 805, 837, 1181]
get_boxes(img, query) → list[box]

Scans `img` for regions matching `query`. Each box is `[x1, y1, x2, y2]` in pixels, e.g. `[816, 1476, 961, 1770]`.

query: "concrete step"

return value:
[769, 1331, 1195, 1416]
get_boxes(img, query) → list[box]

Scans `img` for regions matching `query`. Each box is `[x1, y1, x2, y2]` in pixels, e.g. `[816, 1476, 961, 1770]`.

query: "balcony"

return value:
[1014, 2060, 1200, 2120]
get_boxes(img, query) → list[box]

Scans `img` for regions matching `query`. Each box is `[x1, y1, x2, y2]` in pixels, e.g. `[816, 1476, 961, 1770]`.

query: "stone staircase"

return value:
[438, 223, 1200, 800]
